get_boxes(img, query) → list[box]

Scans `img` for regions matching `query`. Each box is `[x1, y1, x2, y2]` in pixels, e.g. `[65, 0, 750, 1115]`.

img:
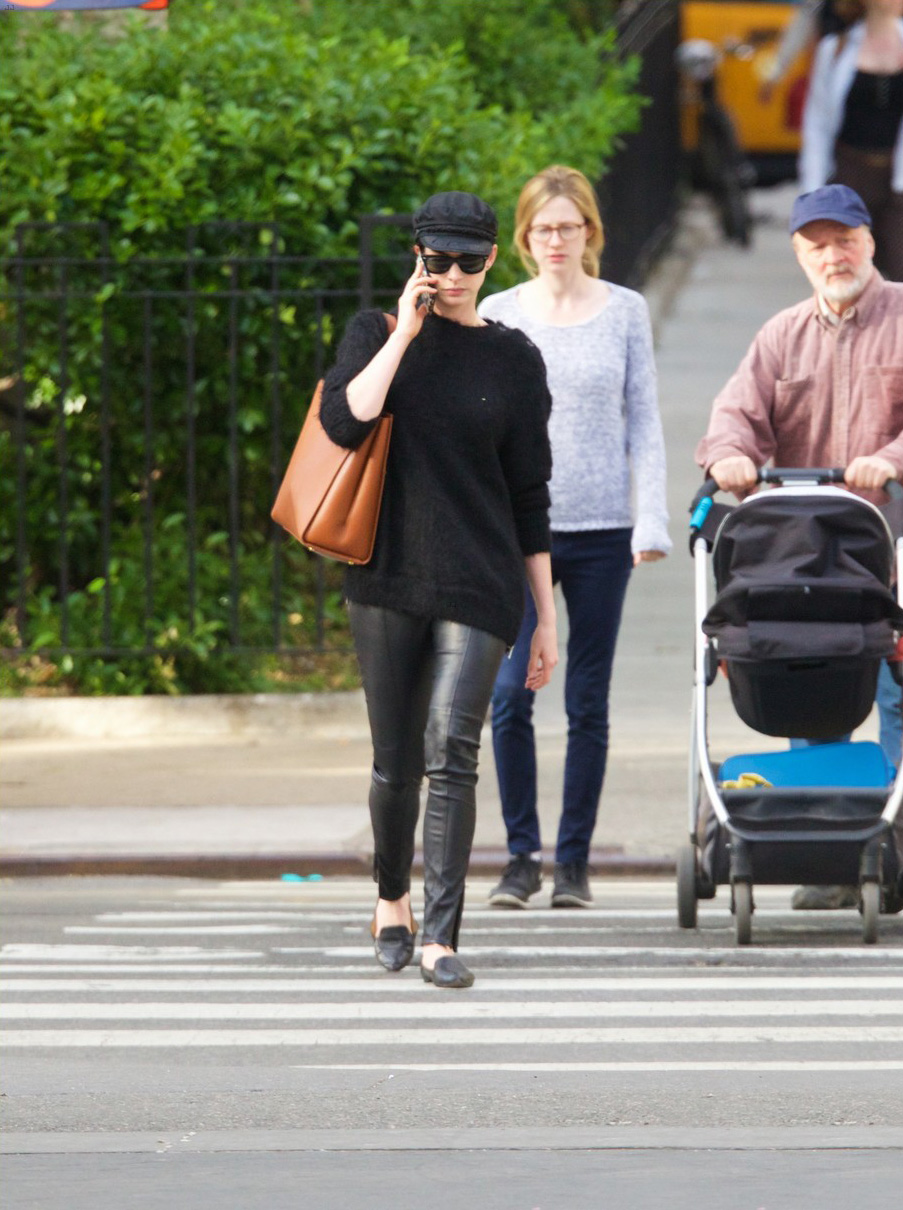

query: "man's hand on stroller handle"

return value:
[705, 459, 900, 501]
[845, 456, 898, 493]
[709, 455, 757, 497]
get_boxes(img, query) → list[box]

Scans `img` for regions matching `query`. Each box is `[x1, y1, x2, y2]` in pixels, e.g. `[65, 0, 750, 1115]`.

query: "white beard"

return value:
[817, 264, 873, 308]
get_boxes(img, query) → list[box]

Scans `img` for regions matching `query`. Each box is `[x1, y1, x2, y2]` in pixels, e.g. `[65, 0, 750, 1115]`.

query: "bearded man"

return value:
[696, 182, 903, 909]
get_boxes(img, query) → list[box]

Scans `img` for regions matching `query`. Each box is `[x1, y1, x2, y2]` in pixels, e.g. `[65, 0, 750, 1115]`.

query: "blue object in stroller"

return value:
[681, 468, 903, 944]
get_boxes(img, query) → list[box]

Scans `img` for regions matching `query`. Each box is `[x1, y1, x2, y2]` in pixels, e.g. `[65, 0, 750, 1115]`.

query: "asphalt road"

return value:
[2, 875, 902, 1208]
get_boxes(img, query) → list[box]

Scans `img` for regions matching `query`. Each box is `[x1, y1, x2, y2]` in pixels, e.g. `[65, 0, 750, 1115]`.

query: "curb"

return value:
[0, 691, 370, 742]
[0, 849, 676, 880]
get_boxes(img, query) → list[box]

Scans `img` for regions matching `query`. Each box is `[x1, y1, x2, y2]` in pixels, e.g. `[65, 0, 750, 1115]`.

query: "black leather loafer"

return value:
[371, 920, 416, 972]
[420, 955, 474, 988]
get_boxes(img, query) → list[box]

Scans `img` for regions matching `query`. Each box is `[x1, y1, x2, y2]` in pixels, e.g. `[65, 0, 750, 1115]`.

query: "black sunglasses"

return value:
[419, 251, 489, 275]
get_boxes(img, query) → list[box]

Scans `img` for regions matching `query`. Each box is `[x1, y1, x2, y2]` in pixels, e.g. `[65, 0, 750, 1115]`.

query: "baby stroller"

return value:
[681, 467, 903, 945]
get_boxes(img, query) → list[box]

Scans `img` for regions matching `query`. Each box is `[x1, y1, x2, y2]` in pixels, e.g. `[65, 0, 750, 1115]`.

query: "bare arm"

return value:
[523, 552, 558, 691]
[760, 0, 820, 92]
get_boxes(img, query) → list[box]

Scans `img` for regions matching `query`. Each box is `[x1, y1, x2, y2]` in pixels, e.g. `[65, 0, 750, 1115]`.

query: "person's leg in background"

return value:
[553, 528, 633, 907]
[791, 661, 901, 910]
[869, 187, 903, 283]
[487, 584, 544, 907]
[421, 620, 505, 985]
[832, 144, 902, 281]
[876, 660, 903, 770]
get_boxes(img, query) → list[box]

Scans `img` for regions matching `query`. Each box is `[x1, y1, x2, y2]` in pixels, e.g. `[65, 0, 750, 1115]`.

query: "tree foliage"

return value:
[0, 0, 642, 694]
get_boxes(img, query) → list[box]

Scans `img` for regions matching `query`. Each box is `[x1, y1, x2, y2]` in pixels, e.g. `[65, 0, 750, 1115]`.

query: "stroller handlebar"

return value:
[689, 468, 903, 532]
[759, 467, 846, 488]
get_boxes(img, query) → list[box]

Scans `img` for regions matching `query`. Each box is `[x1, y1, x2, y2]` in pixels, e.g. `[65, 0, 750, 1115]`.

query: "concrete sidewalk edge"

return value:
[0, 849, 675, 879]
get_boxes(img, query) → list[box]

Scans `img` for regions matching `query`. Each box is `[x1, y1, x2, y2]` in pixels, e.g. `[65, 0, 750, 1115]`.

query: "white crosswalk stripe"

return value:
[2, 878, 901, 1072]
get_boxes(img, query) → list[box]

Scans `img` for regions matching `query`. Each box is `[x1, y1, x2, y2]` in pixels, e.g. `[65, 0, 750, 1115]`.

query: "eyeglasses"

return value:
[420, 252, 489, 274]
[528, 222, 586, 243]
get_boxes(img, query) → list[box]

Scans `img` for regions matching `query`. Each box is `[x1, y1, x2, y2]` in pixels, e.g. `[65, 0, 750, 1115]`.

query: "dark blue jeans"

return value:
[790, 661, 903, 771]
[490, 528, 633, 865]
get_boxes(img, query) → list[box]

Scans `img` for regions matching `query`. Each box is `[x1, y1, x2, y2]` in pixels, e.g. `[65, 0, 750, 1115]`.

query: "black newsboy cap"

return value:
[413, 191, 498, 255]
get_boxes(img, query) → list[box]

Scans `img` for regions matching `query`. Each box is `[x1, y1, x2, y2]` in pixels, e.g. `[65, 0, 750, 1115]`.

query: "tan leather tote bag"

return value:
[271, 314, 396, 564]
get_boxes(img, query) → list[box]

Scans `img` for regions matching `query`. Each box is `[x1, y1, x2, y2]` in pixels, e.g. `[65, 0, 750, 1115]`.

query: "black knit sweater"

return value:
[320, 309, 552, 646]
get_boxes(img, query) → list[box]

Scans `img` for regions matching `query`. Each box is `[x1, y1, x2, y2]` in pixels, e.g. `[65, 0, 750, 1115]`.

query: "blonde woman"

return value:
[479, 165, 670, 910]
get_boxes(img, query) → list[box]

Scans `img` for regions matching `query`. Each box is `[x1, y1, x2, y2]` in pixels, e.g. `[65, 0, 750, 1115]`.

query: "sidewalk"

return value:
[4, 185, 861, 878]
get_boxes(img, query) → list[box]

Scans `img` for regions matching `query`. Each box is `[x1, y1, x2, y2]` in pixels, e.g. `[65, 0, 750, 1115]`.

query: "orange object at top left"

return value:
[4, 2, 168, 11]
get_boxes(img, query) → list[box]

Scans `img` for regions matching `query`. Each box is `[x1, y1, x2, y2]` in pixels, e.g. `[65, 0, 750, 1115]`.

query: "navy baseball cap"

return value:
[413, 191, 498, 255]
[789, 184, 872, 235]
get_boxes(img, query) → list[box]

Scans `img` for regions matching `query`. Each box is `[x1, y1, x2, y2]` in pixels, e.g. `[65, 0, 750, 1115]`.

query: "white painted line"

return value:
[3, 963, 902, 976]
[64, 926, 303, 936]
[295, 1060, 903, 1073]
[92, 910, 684, 922]
[273, 945, 903, 960]
[92, 912, 363, 923]
[4, 976, 902, 993]
[0, 945, 263, 961]
[90, 908, 833, 924]
[3, 1000, 900, 1022]
[3, 1025, 903, 1047]
[174, 881, 689, 896]
[67, 924, 827, 938]
[60, 924, 896, 941]
[0, 965, 316, 975]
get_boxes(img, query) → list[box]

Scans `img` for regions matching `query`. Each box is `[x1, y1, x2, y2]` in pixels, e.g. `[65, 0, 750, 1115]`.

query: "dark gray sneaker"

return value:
[551, 861, 593, 908]
[488, 854, 542, 908]
[791, 885, 858, 910]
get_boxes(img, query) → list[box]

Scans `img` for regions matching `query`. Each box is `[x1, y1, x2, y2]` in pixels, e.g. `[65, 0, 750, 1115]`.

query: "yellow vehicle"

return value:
[680, 0, 813, 178]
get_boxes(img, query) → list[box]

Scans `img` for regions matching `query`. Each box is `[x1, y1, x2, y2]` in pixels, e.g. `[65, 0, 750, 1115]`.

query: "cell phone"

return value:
[417, 257, 435, 312]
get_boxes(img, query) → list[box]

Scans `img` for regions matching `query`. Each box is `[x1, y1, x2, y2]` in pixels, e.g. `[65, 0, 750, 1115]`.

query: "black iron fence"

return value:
[599, 0, 682, 287]
[1, 5, 681, 663]
[0, 220, 413, 661]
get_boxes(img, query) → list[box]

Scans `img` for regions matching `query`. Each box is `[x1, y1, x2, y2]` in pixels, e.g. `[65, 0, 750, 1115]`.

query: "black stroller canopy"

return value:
[708, 493, 902, 629]
[703, 492, 903, 739]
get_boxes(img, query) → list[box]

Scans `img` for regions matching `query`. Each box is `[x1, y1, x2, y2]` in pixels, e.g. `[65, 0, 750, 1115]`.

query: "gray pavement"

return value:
[4, 875, 901, 1206]
[1, 185, 882, 876]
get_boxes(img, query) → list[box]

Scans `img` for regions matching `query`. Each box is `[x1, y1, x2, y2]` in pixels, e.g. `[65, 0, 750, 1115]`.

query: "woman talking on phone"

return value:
[319, 192, 557, 988]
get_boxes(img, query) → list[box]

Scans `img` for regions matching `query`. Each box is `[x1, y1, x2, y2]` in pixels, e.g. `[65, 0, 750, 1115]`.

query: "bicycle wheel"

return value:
[699, 103, 753, 247]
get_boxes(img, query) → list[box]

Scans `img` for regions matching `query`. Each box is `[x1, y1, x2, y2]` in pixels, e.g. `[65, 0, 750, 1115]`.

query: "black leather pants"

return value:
[348, 603, 506, 949]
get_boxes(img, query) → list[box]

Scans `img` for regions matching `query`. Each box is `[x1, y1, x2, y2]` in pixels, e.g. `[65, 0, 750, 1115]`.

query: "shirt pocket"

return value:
[773, 375, 816, 459]
[862, 366, 903, 445]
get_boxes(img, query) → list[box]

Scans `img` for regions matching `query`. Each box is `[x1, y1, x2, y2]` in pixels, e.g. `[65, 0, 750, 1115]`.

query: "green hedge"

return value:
[0, 0, 642, 695]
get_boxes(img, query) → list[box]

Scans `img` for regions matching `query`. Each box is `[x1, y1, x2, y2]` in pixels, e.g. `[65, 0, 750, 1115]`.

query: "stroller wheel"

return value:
[732, 881, 753, 945]
[676, 844, 698, 929]
[860, 881, 880, 945]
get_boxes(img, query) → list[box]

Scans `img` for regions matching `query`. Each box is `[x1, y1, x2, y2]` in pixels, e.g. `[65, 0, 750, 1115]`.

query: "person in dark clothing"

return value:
[320, 192, 558, 988]
[800, 0, 903, 279]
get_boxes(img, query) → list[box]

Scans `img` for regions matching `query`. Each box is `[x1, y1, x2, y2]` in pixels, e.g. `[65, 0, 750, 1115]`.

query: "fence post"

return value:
[598, 0, 681, 288]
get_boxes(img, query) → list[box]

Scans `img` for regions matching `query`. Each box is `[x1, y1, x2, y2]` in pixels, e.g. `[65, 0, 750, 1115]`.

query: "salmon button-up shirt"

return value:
[696, 273, 903, 487]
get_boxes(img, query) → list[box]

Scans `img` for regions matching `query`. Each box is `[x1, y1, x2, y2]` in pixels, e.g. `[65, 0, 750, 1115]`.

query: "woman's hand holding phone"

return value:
[396, 257, 437, 339]
[416, 256, 436, 313]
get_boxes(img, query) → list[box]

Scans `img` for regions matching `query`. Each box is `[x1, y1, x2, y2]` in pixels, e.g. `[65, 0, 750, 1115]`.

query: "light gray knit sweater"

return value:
[478, 283, 671, 556]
